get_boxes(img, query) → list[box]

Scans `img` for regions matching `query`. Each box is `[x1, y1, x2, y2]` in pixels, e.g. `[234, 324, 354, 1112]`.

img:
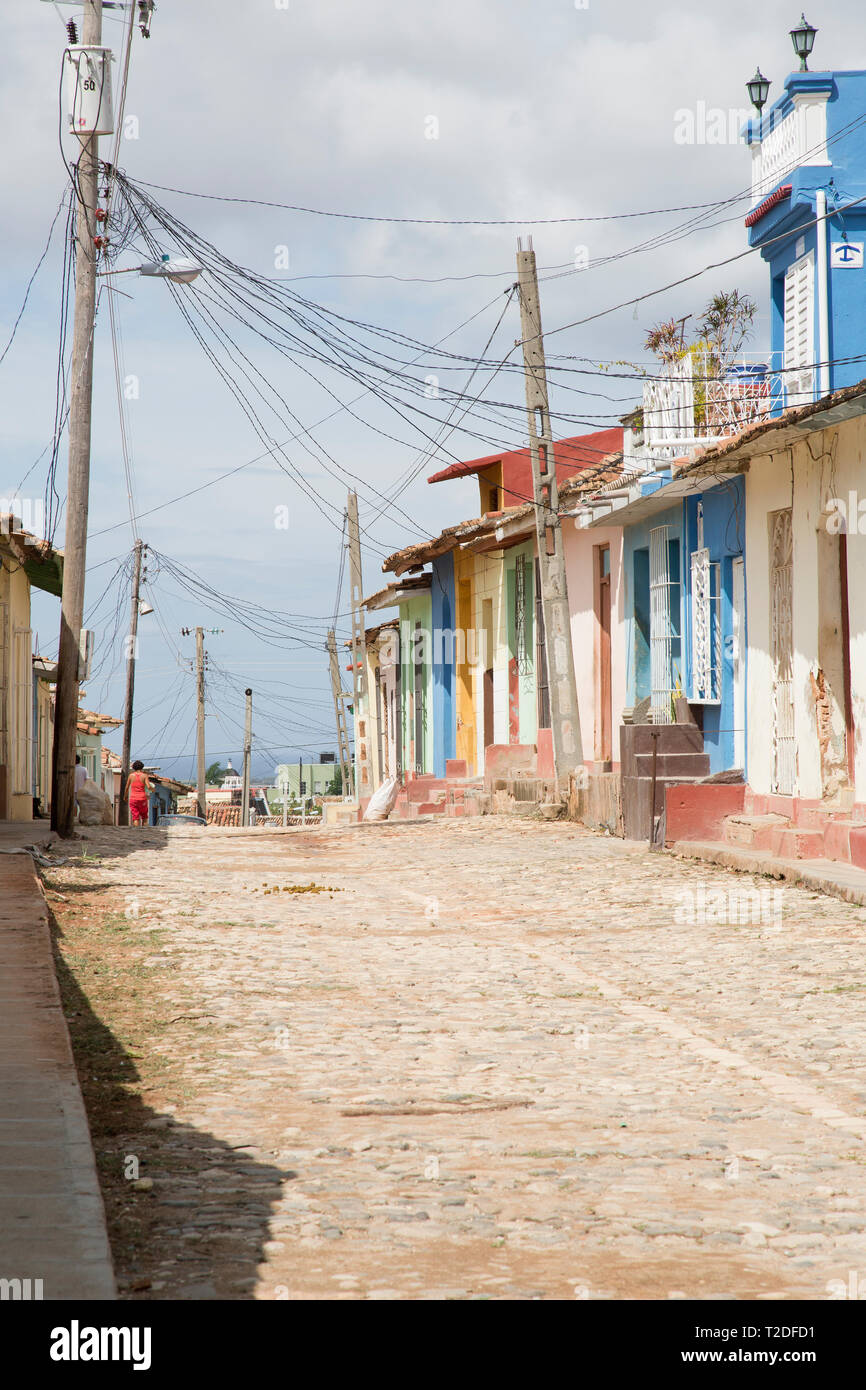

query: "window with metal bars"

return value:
[689, 548, 722, 701]
[515, 557, 532, 675]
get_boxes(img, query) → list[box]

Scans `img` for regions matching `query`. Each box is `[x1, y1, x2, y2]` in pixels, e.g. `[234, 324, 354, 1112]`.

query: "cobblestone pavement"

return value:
[51, 817, 866, 1300]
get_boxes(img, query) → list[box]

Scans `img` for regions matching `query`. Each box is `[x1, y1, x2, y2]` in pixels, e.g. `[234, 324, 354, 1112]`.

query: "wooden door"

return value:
[482, 597, 494, 754]
[413, 621, 424, 775]
[595, 545, 612, 763]
[456, 574, 476, 772]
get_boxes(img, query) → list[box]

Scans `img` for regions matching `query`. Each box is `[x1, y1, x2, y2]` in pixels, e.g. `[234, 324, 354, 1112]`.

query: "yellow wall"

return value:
[454, 550, 476, 773]
[478, 463, 504, 516]
[470, 548, 508, 769]
[0, 552, 34, 821]
[35, 679, 53, 815]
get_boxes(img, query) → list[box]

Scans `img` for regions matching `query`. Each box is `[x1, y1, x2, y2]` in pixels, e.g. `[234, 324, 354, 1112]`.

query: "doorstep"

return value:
[671, 838, 866, 908]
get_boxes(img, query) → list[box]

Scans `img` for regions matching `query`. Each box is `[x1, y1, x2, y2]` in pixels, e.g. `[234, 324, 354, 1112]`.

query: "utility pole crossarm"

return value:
[516, 237, 583, 787]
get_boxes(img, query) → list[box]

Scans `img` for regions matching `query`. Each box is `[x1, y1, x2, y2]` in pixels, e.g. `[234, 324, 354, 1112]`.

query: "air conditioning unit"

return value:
[78, 628, 94, 682]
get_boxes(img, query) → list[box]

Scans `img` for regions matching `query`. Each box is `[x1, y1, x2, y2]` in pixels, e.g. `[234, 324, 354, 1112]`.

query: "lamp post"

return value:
[746, 67, 771, 139]
[790, 14, 817, 72]
[53, 97, 202, 834]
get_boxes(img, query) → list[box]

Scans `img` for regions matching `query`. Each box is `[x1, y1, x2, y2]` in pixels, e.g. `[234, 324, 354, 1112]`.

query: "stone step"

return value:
[627, 725, 705, 755]
[406, 779, 448, 803]
[824, 819, 856, 863]
[724, 813, 790, 851]
[634, 752, 711, 779]
[769, 827, 827, 860]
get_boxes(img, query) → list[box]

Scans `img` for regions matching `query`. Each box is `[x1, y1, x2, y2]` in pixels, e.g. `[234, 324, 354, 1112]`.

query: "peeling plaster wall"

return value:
[563, 520, 626, 768]
[470, 549, 507, 771]
[745, 414, 866, 802]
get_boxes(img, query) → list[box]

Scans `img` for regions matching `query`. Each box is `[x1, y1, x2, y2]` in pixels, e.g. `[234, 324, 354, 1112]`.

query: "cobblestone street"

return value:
[48, 817, 866, 1301]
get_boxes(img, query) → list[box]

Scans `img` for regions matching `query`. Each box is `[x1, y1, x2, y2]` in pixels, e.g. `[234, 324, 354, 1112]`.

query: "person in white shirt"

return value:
[74, 756, 87, 815]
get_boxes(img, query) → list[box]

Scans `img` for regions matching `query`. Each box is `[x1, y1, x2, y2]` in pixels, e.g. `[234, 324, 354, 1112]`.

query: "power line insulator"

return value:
[66, 20, 78, 45]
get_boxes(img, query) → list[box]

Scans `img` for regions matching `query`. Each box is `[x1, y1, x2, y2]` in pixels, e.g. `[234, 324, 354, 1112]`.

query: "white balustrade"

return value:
[750, 94, 830, 204]
[642, 351, 790, 457]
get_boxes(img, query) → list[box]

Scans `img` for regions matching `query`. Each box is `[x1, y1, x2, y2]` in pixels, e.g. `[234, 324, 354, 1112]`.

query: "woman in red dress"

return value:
[124, 760, 153, 827]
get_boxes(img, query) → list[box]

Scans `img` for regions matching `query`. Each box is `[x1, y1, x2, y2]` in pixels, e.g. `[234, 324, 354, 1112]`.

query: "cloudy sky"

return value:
[1, 0, 852, 782]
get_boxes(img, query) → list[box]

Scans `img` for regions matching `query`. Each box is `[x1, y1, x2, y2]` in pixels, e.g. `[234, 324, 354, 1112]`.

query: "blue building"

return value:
[745, 64, 866, 402]
[589, 468, 745, 778]
[430, 550, 456, 778]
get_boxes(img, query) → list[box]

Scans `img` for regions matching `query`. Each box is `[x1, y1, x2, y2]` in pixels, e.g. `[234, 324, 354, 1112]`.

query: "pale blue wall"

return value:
[431, 553, 456, 777]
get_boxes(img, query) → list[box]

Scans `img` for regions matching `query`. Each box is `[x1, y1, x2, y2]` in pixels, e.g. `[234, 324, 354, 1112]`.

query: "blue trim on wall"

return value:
[683, 478, 746, 774]
[622, 503, 684, 707]
[430, 552, 456, 777]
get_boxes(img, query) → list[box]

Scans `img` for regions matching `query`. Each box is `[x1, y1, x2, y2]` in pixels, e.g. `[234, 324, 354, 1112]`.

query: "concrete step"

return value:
[627, 725, 705, 755]
[769, 827, 827, 860]
[406, 779, 448, 803]
[849, 825, 866, 871]
[724, 813, 790, 851]
[634, 752, 711, 779]
[823, 818, 862, 863]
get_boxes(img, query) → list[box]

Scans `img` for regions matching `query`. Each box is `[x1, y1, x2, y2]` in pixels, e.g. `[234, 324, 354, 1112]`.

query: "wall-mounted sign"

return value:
[831, 242, 864, 269]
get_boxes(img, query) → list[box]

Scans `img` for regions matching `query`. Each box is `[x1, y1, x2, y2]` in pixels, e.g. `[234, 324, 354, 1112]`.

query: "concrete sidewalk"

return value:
[672, 838, 866, 907]
[0, 850, 115, 1300]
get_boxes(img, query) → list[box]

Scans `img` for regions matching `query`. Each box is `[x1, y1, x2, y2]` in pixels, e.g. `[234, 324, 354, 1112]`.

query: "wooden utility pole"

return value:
[515, 236, 583, 787]
[118, 538, 144, 826]
[241, 687, 252, 827]
[346, 491, 370, 801]
[327, 628, 354, 798]
[51, 0, 104, 835]
[195, 626, 206, 820]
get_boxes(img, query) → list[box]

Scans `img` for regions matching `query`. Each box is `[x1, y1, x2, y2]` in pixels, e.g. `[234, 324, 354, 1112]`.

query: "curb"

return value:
[0, 851, 115, 1300]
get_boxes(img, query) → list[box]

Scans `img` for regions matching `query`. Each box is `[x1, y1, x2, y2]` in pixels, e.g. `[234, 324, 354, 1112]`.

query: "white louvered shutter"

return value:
[783, 253, 814, 406]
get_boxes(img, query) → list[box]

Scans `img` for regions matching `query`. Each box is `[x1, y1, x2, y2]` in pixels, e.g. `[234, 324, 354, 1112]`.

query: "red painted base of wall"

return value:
[665, 783, 746, 844]
[536, 728, 555, 780]
[671, 781, 866, 866]
[484, 744, 537, 784]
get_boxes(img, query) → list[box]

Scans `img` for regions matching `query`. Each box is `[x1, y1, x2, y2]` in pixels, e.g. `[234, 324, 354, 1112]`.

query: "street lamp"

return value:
[99, 254, 204, 284]
[139, 254, 203, 284]
[746, 68, 771, 115]
[790, 14, 817, 72]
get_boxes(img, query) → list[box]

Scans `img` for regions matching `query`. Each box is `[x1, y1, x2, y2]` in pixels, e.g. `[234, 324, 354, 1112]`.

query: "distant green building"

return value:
[274, 755, 338, 802]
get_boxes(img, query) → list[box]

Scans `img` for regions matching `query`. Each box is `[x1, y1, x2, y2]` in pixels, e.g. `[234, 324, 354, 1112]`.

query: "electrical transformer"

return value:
[64, 46, 115, 136]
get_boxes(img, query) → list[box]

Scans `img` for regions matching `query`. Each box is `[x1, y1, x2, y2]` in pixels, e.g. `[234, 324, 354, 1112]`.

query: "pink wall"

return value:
[563, 520, 626, 769]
